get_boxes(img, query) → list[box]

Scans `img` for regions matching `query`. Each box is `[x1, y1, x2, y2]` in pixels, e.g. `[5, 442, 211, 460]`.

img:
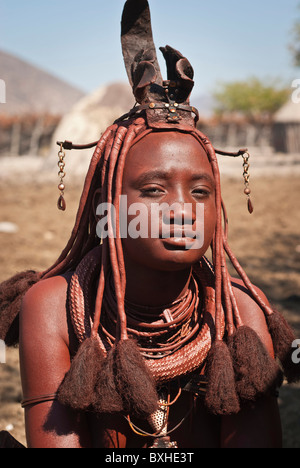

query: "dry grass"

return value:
[0, 174, 299, 448]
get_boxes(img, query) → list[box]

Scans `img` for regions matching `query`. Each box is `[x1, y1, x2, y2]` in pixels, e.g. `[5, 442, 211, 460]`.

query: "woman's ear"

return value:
[93, 188, 102, 221]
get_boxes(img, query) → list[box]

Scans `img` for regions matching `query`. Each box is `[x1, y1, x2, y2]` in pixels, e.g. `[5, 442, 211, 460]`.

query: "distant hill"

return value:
[0, 49, 85, 116]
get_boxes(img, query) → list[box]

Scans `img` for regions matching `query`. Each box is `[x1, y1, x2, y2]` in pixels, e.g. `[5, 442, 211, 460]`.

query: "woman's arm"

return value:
[19, 276, 91, 448]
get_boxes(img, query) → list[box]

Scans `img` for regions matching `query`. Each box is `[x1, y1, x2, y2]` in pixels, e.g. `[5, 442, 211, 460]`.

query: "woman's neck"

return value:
[123, 259, 193, 308]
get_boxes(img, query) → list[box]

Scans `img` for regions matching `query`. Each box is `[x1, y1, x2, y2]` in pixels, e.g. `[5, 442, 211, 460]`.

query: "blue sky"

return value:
[1, 0, 300, 98]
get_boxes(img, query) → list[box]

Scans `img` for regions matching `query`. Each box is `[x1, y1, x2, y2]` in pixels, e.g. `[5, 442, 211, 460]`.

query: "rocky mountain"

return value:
[0, 49, 85, 116]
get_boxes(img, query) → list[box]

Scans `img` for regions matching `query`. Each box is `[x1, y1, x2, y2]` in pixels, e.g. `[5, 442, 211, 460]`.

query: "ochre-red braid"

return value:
[92, 122, 146, 341]
[192, 130, 224, 342]
[220, 244, 235, 337]
[106, 125, 129, 340]
[91, 134, 117, 338]
[107, 120, 149, 341]
[113, 119, 149, 301]
[221, 198, 229, 240]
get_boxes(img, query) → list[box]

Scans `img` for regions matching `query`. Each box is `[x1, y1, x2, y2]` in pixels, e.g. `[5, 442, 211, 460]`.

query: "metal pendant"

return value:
[150, 436, 178, 449]
[148, 389, 178, 449]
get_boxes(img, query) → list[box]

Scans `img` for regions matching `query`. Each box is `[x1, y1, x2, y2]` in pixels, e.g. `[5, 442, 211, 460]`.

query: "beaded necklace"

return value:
[68, 247, 224, 385]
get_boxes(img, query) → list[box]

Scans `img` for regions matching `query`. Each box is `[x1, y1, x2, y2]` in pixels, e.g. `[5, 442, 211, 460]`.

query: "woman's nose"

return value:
[162, 201, 196, 226]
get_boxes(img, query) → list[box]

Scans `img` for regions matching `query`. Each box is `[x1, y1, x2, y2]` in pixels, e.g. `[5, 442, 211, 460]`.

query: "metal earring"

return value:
[242, 152, 254, 214]
[57, 143, 66, 211]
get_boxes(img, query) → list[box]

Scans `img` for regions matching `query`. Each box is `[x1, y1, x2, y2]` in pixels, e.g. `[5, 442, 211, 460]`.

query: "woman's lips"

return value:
[161, 237, 196, 248]
[160, 227, 197, 248]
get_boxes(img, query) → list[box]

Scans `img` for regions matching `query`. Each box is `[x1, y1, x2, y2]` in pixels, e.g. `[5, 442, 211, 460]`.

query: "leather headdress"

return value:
[119, 0, 199, 129]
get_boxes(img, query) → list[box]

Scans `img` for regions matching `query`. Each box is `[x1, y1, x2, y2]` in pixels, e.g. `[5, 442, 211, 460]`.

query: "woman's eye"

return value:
[140, 187, 164, 197]
[192, 188, 211, 198]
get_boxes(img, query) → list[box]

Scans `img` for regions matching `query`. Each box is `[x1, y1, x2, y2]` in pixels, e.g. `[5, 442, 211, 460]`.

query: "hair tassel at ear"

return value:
[57, 336, 106, 411]
[227, 325, 283, 402]
[266, 310, 300, 384]
[205, 339, 240, 416]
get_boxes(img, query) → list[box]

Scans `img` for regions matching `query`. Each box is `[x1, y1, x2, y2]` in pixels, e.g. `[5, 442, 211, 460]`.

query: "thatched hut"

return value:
[272, 99, 300, 153]
[44, 82, 134, 176]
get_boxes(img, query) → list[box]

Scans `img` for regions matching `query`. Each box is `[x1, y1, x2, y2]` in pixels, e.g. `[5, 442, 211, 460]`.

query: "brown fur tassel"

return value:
[227, 326, 282, 402]
[205, 340, 240, 415]
[93, 340, 159, 417]
[93, 346, 124, 414]
[113, 339, 159, 418]
[58, 337, 105, 410]
[266, 311, 300, 384]
[0, 270, 41, 346]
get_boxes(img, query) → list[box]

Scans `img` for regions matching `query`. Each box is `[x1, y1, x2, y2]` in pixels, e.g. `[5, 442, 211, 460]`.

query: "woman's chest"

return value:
[87, 394, 221, 448]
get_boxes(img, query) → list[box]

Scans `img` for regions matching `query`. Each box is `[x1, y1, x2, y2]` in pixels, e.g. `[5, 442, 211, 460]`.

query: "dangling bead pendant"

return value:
[148, 389, 178, 449]
[57, 144, 67, 211]
[57, 194, 66, 211]
[242, 152, 254, 214]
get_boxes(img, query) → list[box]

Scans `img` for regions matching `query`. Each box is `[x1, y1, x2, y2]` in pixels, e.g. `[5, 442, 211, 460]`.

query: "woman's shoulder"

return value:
[231, 277, 274, 356]
[20, 272, 74, 344]
[231, 277, 270, 318]
[24, 273, 70, 298]
[22, 273, 72, 315]
[19, 272, 78, 403]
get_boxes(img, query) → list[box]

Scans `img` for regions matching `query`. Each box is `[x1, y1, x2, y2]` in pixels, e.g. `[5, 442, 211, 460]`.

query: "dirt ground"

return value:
[0, 171, 299, 448]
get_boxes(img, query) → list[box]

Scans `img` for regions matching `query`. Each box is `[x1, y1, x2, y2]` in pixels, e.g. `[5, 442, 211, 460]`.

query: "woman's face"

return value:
[121, 131, 217, 272]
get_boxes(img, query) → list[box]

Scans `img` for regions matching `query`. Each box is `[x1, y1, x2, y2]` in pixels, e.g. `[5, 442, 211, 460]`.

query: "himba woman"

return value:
[0, 0, 299, 449]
